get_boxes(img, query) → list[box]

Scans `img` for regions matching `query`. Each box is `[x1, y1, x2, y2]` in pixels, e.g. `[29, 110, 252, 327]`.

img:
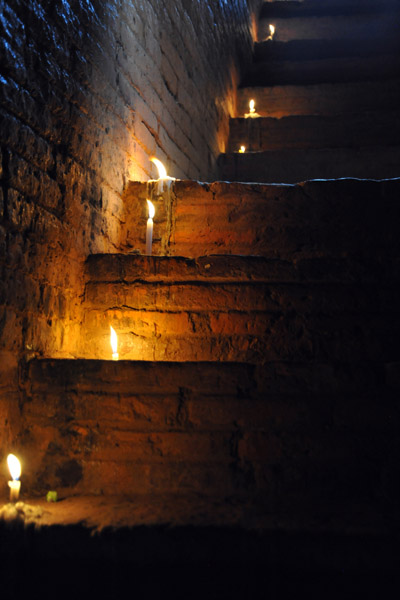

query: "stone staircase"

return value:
[219, 0, 400, 182]
[19, 0, 400, 548]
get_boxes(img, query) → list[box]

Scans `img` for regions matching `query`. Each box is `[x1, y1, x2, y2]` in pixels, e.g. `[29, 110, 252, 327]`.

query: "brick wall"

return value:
[0, 0, 261, 451]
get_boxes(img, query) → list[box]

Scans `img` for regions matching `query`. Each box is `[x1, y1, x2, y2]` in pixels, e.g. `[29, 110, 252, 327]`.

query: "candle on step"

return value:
[268, 24, 275, 40]
[110, 325, 119, 360]
[146, 200, 155, 255]
[150, 157, 175, 194]
[7, 454, 21, 502]
[245, 99, 259, 119]
[239, 145, 246, 153]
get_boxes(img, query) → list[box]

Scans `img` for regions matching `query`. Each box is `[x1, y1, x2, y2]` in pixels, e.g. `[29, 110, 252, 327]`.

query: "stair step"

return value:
[219, 147, 400, 183]
[260, 0, 399, 19]
[122, 179, 400, 258]
[241, 53, 400, 87]
[81, 253, 400, 362]
[22, 357, 400, 520]
[227, 110, 400, 152]
[254, 37, 400, 62]
[259, 12, 400, 42]
[237, 79, 400, 118]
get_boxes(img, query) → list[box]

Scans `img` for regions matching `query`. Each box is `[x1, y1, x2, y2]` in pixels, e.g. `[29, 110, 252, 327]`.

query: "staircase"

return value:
[219, 0, 400, 182]
[19, 0, 400, 564]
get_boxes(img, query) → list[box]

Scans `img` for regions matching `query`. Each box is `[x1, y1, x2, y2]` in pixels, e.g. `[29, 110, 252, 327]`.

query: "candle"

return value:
[150, 157, 175, 194]
[146, 200, 155, 255]
[239, 145, 246, 153]
[110, 325, 119, 360]
[7, 454, 21, 502]
[245, 99, 259, 119]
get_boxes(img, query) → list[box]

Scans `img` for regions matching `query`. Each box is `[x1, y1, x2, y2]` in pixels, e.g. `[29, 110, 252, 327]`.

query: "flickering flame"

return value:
[110, 326, 118, 359]
[7, 454, 21, 481]
[150, 157, 168, 179]
[147, 199, 155, 219]
[249, 99, 255, 114]
[269, 24, 275, 38]
[239, 145, 246, 153]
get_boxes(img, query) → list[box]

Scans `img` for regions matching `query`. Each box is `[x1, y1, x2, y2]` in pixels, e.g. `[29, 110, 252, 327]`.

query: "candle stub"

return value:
[7, 454, 21, 502]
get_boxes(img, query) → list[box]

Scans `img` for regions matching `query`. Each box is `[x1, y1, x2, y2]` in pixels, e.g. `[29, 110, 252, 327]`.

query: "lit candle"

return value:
[110, 325, 119, 360]
[150, 157, 175, 194]
[146, 200, 155, 255]
[245, 99, 259, 119]
[268, 24, 275, 40]
[239, 145, 246, 153]
[7, 454, 21, 502]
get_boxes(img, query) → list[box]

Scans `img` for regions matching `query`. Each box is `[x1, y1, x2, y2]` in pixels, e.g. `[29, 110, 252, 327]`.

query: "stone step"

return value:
[80, 254, 400, 362]
[219, 147, 400, 183]
[254, 37, 400, 62]
[227, 110, 400, 152]
[258, 12, 400, 43]
[121, 179, 400, 258]
[236, 79, 400, 118]
[241, 53, 400, 87]
[21, 357, 400, 522]
[260, 0, 399, 20]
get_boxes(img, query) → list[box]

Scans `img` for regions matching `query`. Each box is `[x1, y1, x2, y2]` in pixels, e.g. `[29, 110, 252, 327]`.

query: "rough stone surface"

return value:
[227, 110, 400, 152]
[219, 148, 400, 182]
[121, 178, 400, 258]
[16, 357, 400, 535]
[237, 79, 400, 118]
[80, 253, 400, 363]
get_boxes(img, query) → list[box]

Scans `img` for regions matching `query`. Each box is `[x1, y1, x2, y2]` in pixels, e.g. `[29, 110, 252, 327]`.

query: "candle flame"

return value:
[249, 99, 255, 113]
[147, 200, 155, 219]
[7, 454, 21, 480]
[239, 145, 246, 153]
[269, 24, 275, 38]
[110, 326, 118, 355]
[150, 157, 168, 179]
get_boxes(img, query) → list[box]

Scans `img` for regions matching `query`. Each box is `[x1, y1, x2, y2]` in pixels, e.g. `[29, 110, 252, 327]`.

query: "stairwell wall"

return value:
[0, 0, 261, 455]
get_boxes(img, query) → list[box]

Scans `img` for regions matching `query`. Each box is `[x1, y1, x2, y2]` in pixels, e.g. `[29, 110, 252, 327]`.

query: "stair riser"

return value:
[243, 54, 400, 87]
[80, 312, 399, 364]
[227, 112, 400, 152]
[259, 15, 398, 42]
[237, 80, 400, 118]
[122, 179, 400, 257]
[260, 0, 399, 19]
[219, 148, 400, 183]
[21, 359, 399, 502]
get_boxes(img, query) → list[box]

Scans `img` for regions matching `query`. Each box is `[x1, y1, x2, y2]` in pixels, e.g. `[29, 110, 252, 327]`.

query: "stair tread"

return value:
[86, 254, 400, 285]
[228, 110, 400, 151]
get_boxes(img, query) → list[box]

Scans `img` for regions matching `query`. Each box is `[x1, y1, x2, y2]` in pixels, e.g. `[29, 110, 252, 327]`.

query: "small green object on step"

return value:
[46, 491, 58, 502]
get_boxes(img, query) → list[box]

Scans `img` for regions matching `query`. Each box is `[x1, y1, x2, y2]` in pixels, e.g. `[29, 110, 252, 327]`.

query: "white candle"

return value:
[146, 200, 155, 255]
[7, 454, 21, 502]
[110, 325, 119, 360]
[150, 157, 175, 195]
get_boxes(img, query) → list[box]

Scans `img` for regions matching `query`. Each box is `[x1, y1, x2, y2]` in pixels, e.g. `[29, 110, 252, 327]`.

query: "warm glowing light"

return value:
[7, 454, 21, 502]
[7, 454, 21, 481]
[245, 98, 259, 119]
[269, 24, 275, 38]
[150, 157, 168, 179]
[239, 145, 246, 153]
[147, 199, 155, 219]
[110, 326, 119, 360]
